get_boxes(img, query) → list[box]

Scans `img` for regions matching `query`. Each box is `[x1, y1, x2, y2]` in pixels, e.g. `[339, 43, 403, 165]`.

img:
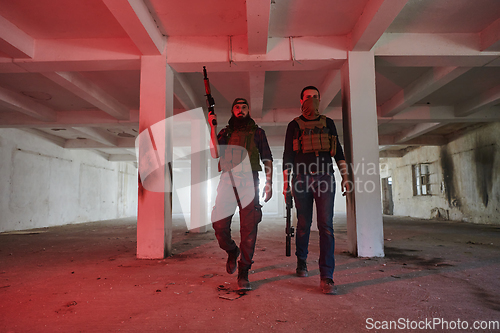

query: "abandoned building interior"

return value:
[0, 0, 499, 331]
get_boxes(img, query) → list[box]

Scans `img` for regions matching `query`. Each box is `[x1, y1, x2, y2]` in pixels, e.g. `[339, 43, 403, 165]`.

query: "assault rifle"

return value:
[203, 66, 216, 125]
[285, 186, 294, 256]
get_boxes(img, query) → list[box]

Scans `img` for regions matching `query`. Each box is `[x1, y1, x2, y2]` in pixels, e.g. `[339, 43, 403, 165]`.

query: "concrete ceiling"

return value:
[0, 0, 499, 162]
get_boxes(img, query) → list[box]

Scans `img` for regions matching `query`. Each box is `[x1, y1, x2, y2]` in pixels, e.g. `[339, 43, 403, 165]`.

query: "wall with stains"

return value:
[0, 129, 138, 232]
[380, 122, 500, 224]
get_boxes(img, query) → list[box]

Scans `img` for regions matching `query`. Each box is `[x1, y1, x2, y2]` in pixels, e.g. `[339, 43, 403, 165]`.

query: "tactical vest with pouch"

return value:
[293, 115, 337, 157]
[220, 124, 262, 174]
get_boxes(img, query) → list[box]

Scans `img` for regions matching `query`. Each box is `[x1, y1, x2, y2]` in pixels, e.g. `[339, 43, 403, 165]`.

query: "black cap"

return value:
[231, 98, 249, 109]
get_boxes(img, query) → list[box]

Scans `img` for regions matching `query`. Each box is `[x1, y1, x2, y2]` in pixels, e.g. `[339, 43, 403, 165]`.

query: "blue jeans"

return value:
[292, 173, 336, 279]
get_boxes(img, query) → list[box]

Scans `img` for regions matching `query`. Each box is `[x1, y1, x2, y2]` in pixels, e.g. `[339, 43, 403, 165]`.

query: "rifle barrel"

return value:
[285, 190, 294, 257]
[202, 66, 216, 125]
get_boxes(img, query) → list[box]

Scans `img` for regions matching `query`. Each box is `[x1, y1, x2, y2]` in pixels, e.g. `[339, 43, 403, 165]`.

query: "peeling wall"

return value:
[380, 122, 500, 224]
[0, 129, 138, 232]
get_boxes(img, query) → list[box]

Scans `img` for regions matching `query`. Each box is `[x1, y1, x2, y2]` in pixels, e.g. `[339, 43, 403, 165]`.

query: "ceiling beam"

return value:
[318, 70, 340, 114]
[480, 17, 500, 52]
[375, 33, 479, 56]
[246, 0, 271, 54]
[0, 86, 57, 121]
[0, 15, 34, 58]
[166, 36, 347, 72]
[41, 71, 130, 120]
[0, 110, 139, 128]
[72, 127, 118, 146]
[2, 105, 497, 131]
[20, 128, 66, 147]
[351, 0, 409, 51]
[8, 38, 141, 73]
[103, 0, 166, 55]
[379, 105, 500, 123]
[454, 85, 500, 117]
[0, 57, 26, 73]
[249, 71, 265, 118]
[64, 130, 455, 150]
[90, 149, 111, 160]
[375, 33, 500, 67]
[394, 122, 443, 144]
[1, 32, 497, 74]
[379, 67, 471, 117]
[2, 36, 348, 74]
[64, 137, 136, 149]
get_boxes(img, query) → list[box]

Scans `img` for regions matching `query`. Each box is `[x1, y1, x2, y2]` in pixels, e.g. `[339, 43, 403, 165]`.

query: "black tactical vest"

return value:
[220, 122, 261, 173]
[293, 115, 337, 157]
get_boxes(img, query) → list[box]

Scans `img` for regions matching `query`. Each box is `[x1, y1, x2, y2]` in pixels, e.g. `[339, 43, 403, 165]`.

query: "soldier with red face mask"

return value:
[282, 86, 349, 295]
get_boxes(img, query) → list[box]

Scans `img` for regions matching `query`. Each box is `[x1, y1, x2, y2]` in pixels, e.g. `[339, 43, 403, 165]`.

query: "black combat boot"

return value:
[237, 266, 251, 291]
[226, 246, 240, 274]
[296, 258, 308, 277]
[320, 278, 338, 295]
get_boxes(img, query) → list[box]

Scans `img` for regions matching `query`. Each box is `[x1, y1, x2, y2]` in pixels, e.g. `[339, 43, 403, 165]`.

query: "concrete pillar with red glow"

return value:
[137, 52, 174, 259]
[341, 50, 384, 257]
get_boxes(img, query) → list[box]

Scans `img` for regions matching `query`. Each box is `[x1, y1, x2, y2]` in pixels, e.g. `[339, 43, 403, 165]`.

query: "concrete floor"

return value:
[1, 215, 499, 332]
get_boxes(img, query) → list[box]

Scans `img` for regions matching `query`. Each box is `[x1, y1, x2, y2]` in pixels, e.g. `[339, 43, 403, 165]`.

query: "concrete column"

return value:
[190, 119, 209, 233]
[341, 51, 384, 257]
[137, 52, 174, 258]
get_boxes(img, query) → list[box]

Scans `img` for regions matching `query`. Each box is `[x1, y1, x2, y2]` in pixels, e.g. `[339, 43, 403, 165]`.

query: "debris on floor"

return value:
[217, 284, 247, 300]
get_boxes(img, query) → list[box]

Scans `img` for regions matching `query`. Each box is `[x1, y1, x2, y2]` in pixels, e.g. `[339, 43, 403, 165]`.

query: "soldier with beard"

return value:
[282, 86, 349, 294]
[209, 98, 273, 291]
